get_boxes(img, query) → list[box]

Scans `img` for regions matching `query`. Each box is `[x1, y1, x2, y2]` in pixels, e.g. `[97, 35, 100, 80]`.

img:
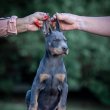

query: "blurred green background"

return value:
[0, 0, 110, 110]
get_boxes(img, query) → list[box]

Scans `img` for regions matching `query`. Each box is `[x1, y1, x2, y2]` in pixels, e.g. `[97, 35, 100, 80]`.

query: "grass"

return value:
[0, 101, 110, 110]
[0, 102, 26, 110]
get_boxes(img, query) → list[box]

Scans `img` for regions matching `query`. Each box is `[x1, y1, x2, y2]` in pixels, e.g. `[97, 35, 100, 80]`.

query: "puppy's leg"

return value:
[28, 73, 49, 110]
[28, 81, 41, 110]
[57, 83, 68, 110]
[25, 90, 31, 109]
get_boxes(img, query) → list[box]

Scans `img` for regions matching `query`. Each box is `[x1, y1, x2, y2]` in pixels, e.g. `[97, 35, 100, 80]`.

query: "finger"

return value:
[38, 21, 43, 27]
[54, 13, 74, 24]
[39, 21, 43, 25]
[52, 14, 57, 19]
[55, 13, 66, 20]
[34, 19, 43, 28]
[61, 25, 74, 30]
[59, 21, 74, 30]
[34, 12, 48, 20]
[28, 24, 39, 31]
[51, 21, 56, 29]
[51, 13, 64, 23]
[34, 19, 41, 28]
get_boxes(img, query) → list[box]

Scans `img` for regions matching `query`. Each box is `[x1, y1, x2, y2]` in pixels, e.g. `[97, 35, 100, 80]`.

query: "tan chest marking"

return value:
[40, 73, 50, 83]
[55, 74, 66, 82]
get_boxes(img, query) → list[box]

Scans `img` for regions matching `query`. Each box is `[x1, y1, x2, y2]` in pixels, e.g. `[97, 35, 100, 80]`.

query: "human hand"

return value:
[17, 12, 48, 32]
[52, 13, 80, 31]
[52, 13, 110, 36]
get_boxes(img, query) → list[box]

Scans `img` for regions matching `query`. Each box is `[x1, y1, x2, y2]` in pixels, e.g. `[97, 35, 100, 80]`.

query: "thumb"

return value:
[56, 13, 67, 21]
[34, 12, 47, 20]
[53, 13, 64, 20]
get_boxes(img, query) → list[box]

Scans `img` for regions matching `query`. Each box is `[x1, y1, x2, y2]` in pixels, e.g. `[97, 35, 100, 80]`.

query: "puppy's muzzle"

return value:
[62, 47, 69, 55]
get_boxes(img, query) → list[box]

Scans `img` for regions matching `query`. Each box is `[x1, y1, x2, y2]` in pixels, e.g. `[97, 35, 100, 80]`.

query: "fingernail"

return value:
[44, 15, 49, 20]
[51, 18, 56, 22]
[34, 19, 41, 28]
[56, 12, 59, 16]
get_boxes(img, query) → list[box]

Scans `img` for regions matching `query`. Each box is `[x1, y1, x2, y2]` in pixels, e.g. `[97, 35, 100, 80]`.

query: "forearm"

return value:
[0, 17, 28, 37]
[78, 16, 110, 36]
[16, 18, 28, 33]
[0, 19, 9, 37]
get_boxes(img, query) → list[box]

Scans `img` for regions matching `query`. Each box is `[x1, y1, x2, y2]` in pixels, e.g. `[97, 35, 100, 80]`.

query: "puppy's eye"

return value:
[53, 39, 60, 42]
[64, 39, 67, 42]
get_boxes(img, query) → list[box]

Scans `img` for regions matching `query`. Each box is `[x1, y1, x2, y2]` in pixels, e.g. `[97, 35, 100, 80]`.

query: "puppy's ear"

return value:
[56, 18, 61, 32]
[42, 21, 52, 36]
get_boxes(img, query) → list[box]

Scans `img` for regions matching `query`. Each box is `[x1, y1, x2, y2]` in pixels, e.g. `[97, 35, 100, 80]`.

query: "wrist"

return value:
[16, 18, 28, 33]
[16, 17, 28, 25]
[76, 16, 86, 31]
[7, 16, 18, 35]
[76, 16, 85, 30]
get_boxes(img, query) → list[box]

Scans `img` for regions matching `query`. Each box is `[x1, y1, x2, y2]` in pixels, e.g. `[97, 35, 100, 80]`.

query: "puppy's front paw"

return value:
[28, 103, 38, 110]
[57, 105, 66, 110]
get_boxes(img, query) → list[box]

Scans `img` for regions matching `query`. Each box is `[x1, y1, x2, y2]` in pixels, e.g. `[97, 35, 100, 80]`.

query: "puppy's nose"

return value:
[62, 47, 68, 52]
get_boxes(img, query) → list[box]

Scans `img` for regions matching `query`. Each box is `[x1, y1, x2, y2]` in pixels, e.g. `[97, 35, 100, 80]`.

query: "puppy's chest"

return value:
[39, 72, 66, 84]
[38, 57, 66, 90]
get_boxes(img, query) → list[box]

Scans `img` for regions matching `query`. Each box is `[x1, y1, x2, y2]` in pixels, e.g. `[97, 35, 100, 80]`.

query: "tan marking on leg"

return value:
[40, 73, 50, 83]
[57, 106, 66, 110]
[57, 102, 66, 110]
[55, 74, 65, 82]
[28, 94, 38, 110]
[35, 94, 38, 110]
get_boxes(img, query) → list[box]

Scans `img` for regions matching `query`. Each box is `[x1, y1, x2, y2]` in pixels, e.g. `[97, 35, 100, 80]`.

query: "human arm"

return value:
[0, 12, 47, 37]
[53, 13, 110, 36]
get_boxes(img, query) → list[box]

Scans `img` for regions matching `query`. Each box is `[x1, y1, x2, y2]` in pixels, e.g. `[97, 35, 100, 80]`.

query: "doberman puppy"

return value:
[26, 18, 69, 110]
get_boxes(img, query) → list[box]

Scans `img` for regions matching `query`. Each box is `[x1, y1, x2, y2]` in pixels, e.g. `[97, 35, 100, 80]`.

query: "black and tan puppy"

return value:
[26, 19, 69, 110]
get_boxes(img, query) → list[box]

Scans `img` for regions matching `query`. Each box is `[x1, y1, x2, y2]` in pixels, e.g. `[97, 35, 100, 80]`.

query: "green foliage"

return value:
[0, 0, 110, 105]
[0, 101, 108, 110]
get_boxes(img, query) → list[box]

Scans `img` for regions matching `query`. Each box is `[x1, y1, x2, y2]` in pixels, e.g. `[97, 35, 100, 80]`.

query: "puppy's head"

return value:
[43, 19, 69, 56]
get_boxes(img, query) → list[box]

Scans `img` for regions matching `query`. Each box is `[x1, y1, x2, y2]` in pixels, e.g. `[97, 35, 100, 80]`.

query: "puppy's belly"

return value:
[38, 88, 60, 110]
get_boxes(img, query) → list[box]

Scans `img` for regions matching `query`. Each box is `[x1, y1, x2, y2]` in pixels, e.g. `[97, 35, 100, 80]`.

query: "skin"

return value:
[53, 13, 110, 36]
[16, 12, 47, 33]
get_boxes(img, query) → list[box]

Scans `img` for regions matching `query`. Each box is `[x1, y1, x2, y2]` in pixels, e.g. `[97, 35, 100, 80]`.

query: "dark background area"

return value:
[0, 0, 110, 110]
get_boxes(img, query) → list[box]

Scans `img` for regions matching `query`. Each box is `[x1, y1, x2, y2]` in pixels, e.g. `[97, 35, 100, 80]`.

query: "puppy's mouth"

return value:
[49, 47, 69, 56]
